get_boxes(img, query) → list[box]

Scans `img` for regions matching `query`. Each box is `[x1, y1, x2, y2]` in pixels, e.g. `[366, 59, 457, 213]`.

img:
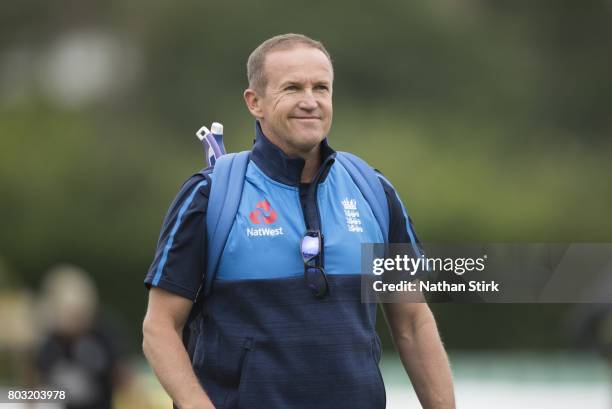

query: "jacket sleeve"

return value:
[376, 172, 429, 285]
[376, 172, 423, 254]
[144, 171, 211, 300]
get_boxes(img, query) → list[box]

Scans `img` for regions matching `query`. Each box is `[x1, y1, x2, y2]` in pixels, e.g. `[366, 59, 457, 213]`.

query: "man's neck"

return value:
[300, 147, 322, 183]
[276, 143, 321, 183]
[258, 122, 322, 183]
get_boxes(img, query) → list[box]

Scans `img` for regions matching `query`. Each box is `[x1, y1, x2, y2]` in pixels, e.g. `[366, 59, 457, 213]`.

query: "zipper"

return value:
[299, 155, 335, 266]
[310, 156, 335, 229]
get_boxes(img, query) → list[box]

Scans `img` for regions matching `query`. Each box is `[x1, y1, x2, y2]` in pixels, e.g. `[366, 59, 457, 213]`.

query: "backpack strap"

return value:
[336, 152, 390, 243]
[204, 151, 250, 296]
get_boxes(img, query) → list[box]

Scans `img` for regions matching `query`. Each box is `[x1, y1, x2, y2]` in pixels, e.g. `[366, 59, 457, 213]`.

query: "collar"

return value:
[250, 121, 336, 186]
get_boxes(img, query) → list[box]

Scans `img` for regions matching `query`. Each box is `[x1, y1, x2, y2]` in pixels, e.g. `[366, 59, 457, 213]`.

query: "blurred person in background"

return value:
[143, 33, 454, 409]
[0, 258, 37, 388]
[35, 264, 127, 409]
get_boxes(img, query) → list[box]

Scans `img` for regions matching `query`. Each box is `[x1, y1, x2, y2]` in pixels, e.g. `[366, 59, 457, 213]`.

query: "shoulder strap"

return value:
[335, 152, 389, 242]
[204, 151, 250, 296]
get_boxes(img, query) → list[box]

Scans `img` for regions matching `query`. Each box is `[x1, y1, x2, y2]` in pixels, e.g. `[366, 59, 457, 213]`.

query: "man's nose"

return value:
[297, 89, 317, 110]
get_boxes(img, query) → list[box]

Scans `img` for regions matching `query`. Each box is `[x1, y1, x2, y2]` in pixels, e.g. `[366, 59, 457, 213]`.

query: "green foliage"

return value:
[2, 0, 611, 351]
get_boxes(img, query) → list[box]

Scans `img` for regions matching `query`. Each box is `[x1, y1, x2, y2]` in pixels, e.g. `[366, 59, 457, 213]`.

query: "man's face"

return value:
[248, 46, 333, 157]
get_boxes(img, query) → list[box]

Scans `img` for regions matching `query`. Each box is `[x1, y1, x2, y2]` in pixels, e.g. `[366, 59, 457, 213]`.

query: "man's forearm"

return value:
[395, 309, 455, 409]
[142, 322, 215, 409]
[384, 302, 455, 409]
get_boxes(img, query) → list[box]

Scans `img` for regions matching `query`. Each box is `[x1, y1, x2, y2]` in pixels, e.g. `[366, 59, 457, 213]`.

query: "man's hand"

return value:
[142, 287, 216, 409]
[383, 300, 456, 409]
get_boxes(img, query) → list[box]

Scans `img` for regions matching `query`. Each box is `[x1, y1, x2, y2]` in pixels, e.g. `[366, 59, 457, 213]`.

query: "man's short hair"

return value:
[247, 33, 333, 94]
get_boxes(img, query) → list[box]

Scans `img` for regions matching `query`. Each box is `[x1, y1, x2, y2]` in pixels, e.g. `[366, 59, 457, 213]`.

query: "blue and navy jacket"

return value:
[145, 123, 419, 409]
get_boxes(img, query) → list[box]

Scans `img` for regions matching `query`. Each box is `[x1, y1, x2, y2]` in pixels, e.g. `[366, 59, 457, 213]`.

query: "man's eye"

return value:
[315, 85, 329, 91]
[285, 85, 298, 91]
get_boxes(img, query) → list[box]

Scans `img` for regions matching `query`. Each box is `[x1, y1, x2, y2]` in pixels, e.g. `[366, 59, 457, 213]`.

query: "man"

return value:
[143, 33, 455, 409]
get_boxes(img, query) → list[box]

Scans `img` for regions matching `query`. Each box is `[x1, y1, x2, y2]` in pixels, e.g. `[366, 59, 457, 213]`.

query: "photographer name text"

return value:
[373, 280, 499, 293]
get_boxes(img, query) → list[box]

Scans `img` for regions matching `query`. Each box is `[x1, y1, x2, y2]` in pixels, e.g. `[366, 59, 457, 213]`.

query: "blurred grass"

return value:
[381, 351, 610, 409]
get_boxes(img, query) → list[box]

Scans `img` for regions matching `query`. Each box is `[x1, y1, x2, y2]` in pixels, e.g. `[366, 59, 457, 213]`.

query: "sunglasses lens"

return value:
[301, 231, 327, 298]
[301, 235, 320, 261]
[305, 267, 328, 297]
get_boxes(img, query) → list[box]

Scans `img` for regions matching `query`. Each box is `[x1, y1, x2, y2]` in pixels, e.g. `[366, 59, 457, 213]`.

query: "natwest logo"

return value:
[249, 200, 278, 225]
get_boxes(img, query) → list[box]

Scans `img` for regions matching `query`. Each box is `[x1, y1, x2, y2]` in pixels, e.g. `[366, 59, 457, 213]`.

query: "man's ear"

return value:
[244, 88, 263, 118]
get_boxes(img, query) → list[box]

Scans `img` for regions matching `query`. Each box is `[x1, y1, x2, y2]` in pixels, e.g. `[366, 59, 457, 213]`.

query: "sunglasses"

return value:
[300, 230, 329, 298]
